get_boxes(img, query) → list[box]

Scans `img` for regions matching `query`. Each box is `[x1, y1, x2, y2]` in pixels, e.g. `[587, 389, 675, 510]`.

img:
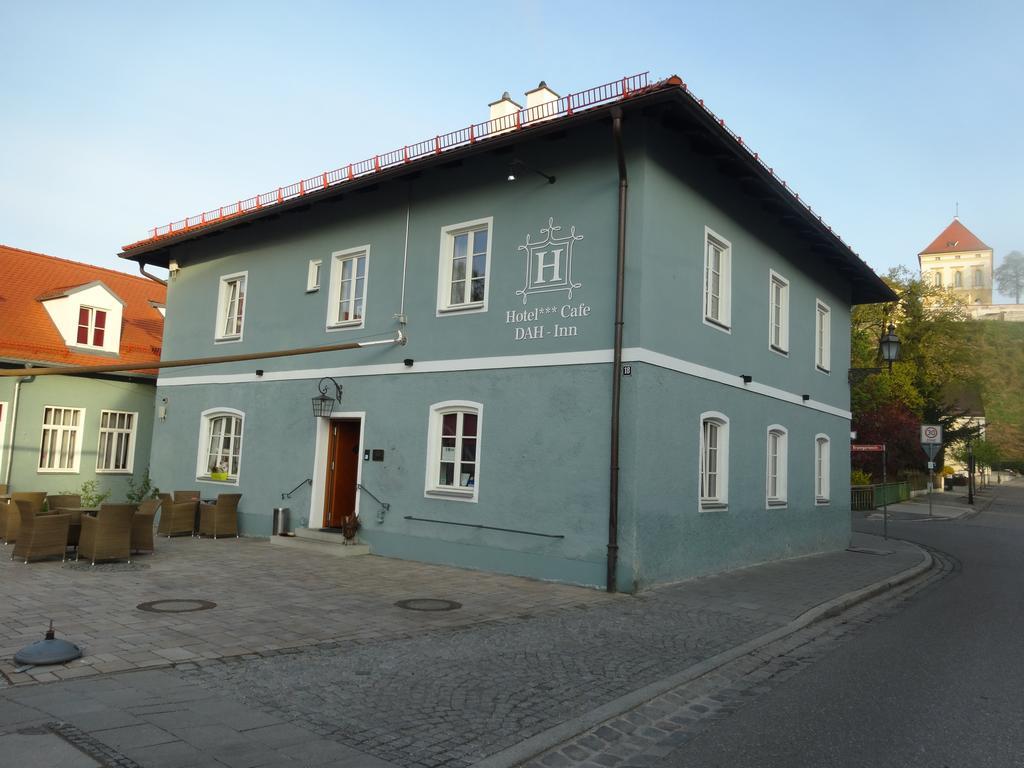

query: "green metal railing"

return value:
[850, 482, 909, 511]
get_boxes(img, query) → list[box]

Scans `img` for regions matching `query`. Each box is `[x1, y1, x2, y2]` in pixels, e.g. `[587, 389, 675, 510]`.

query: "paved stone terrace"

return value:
[0, 532, 925, 767]
[0, 537, 610, 686]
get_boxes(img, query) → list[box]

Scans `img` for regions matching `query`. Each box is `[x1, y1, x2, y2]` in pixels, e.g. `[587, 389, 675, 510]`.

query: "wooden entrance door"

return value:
[323, 420, 360, 529]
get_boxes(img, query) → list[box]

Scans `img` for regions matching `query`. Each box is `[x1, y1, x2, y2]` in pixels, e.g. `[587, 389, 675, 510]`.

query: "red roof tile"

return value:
[0, 245, 165, 373]
[919, 219, 991, 256]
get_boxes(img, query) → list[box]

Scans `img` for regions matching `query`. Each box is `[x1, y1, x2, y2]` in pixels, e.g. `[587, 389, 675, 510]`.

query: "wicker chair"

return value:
[131, 499, 159, 554]
[11, 501, 71, 564]
[46, 494, 82, 512]
[77, 503, 136, 565]
[0, 483, 7, 495]
[198, 494, 242, 539]
[2, 492, 47, 543]
[157, 499, 198, 537]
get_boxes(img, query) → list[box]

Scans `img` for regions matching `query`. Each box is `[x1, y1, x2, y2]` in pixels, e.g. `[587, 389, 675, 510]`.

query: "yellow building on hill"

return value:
[918, 218, 993, 305]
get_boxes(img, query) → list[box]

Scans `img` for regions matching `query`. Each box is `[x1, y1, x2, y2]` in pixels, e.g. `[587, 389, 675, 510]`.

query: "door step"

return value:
[268, 528, 369, 558]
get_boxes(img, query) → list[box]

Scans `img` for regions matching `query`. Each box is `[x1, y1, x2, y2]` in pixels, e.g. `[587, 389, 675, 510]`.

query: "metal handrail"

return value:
[124, 73, 652, 249]
[403, 515, 564, 539]
[356, 483, 390, 523]
[281, 478, 311, 500]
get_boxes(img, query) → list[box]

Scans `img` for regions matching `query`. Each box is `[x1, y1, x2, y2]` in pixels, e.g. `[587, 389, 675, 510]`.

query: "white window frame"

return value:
[215, 271, 247, 342]
[815, 434, 831, 504]
[933, 271, 942, 288]
[954, 271, 963, 288]
[768, 271, 789, 355]
[95, 410, 138, 473]
[766, 425, 788, 507]
[699, 411, 729, 510]
[195, 408, 244, 485]
[815, 299, 831, 373]
[0, 401, 7, 478]
[76, 306, 108, 349]
[37, 406, 85, 473]
[436, 217, 493, 315]
[326, 246, 370, 330]
[702, 227, 732, 332]
[307, 259, 322, 292]
[424, 400, 482, 502]
[973, 268, 984, 288]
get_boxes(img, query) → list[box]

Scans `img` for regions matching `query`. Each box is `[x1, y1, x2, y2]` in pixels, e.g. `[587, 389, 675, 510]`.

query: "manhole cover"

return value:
[137, 599, 217, 613]
[394, 598, 462, 612]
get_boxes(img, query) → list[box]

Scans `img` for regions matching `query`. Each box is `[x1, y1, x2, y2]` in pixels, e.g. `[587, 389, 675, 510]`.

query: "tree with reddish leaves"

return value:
[852, 402, 924, 481]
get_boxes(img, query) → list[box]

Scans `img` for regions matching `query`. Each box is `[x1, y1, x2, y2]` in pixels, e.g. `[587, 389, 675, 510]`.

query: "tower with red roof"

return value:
[918, 218, 993, 305]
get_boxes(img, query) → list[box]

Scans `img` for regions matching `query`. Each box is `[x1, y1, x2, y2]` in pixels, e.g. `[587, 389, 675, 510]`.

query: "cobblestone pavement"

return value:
[520, 546, 957, 768]
[167, 533, 924, 767]
[0, 537, 609, 686]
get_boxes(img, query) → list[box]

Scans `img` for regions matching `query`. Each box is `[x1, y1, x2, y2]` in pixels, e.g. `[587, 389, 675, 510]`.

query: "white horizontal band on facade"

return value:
[156, 347, 851, 420]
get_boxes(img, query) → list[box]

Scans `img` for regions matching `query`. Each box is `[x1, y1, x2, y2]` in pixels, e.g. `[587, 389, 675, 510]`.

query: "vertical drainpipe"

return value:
[3, 373, 34, 489]
[607, 106, 628, 593]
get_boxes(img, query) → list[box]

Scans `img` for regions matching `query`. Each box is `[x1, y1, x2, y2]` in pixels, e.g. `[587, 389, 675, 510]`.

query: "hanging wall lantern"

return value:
[312, 377, 343, 418]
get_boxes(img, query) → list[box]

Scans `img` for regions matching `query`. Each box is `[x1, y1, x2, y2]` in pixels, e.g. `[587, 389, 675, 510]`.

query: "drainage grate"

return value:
[137, 599, 217, 613]
[65, 561, 151, 572]
[394, 598, 462, 612]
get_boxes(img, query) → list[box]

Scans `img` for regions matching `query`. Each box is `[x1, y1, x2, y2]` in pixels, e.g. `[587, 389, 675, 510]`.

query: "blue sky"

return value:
[2, 0, 1021, 298]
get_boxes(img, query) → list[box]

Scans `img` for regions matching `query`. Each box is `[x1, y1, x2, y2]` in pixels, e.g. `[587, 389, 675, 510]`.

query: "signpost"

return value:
[852, 443, 888, 539]
[920, 425, 943, 519]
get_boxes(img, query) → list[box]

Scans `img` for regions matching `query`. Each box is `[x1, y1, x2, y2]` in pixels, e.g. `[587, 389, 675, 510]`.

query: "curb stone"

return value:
[476, 542, 933, 768]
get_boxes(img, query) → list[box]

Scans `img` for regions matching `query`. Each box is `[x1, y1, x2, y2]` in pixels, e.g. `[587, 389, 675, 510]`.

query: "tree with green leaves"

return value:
[850, 267, 982, 469]
[994, 251, 1024, 303]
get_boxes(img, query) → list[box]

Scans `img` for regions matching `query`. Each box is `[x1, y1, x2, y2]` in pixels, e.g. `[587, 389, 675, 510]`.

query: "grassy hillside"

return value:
[972, 321, 1024, 463]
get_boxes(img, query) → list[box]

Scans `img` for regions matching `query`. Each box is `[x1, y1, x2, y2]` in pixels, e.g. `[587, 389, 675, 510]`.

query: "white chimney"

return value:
[488, 91, 522, 136]
[524, 81, 560, 124]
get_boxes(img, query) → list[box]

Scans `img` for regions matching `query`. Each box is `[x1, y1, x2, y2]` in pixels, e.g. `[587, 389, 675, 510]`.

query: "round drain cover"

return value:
[394, 598, 462, 612]
[14, 637, 82, 666]
[137, 599, 217, 613]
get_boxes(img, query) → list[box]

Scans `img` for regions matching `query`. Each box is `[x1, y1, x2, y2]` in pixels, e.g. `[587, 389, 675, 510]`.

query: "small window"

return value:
[769, 271, 789, 354]
[934, 271, 942, 288]
[96, 410, 137, 473]
[699, 412, 729, 509]
[425, 401, 482, 501]
[327, 247, 369, 329]
[766, 425, 788, 507]
[815, 300, 831, 373]
[973, 269, 984, 288]
[815, 434, 831, 504]
[76, 307, 107, 347]
[438, 219, 492, 313]
[954, 271, 963, 288]
[196, 408, 244, 484]
[307, 260, 322, 292]
[215, 273, 247, 341]
[703, 228, 731, 330]
[38, 406, 84, 472]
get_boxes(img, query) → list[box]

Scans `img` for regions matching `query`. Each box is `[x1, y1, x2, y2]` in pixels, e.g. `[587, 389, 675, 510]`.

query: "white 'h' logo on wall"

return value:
[516, 218, 583, 305]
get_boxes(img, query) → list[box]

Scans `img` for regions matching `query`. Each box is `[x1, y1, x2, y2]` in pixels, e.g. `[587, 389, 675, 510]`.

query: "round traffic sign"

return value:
[924, 426, 939, 440]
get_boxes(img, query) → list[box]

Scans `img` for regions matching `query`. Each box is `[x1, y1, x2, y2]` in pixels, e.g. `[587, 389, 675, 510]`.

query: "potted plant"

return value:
[210, 464, 229, 482]
[341, 514, 360, 541]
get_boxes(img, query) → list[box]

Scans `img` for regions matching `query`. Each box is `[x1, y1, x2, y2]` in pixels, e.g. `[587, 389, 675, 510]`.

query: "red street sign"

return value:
[851, 444, 885, 452]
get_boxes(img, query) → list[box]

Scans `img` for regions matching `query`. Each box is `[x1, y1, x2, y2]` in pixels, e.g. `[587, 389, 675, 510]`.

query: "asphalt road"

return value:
[654, 483, 1024, 768]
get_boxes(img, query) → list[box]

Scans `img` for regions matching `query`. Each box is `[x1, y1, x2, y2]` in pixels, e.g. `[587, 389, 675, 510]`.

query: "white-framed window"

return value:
[307, 260, 322, 292]
[954, 271, 963, 288]
[815, 434, 831, 504]
[38, 406, 84, 473]
[766, 425, 788, 507]
[769, 271, 789, 354]
[215, 272, 247, 341]
[933, 271, 942, 288]
[196, 408, 244, 484]
[424, 401, 482, 502]
[699, 412, 729, 509]
[703, 228, 731, 330]
[815, 300, 831, 373]
[326, 246, 369, 329]
[96, 410, 137, 473]
[0, 401, 7, 477]
[76, 306, 108, 348]
[437, 218, 492, 314]
[974, 268, 984, 288]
